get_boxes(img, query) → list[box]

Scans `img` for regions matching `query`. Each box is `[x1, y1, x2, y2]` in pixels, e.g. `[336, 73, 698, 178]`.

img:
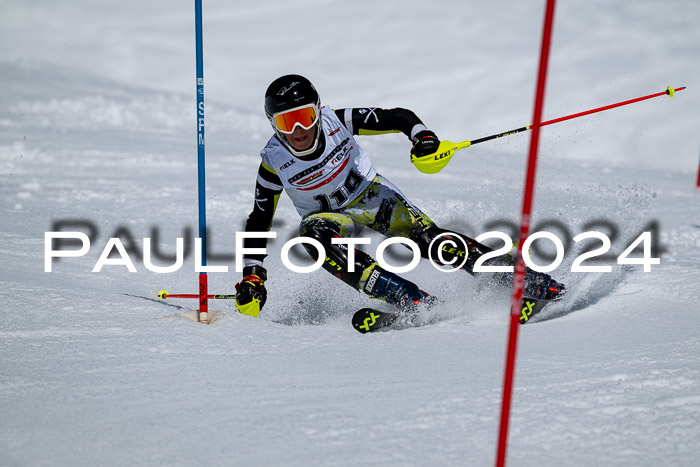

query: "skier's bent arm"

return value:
[242, 162, 283, 267]
[334, 107, 426, 138]
[334, 107, 440, 157]
[235, 162, 282, 316]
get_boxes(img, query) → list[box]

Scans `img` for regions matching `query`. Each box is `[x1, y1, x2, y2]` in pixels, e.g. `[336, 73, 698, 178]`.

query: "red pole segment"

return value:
[199, 273, 209, 324]
[696, 150, 700, 190]
[496, 1, 557, 466]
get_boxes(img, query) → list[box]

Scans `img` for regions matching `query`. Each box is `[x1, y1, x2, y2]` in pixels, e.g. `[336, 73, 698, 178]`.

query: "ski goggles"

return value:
[271, 104, 319, 134]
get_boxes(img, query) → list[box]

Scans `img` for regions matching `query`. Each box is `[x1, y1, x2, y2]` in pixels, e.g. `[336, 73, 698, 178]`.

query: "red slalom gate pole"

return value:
[496, 1, 557, 466]
[696, 149, 700, 190]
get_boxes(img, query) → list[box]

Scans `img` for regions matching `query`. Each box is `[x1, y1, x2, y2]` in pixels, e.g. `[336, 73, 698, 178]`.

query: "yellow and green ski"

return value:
[352, 296, 557, 333]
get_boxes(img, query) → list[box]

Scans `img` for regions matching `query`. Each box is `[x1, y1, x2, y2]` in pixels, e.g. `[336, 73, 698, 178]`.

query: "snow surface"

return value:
[1, 1, 700, 466]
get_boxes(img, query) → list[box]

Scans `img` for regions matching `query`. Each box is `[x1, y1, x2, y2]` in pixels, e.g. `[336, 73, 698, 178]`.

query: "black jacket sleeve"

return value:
[333, 107, 427, 139]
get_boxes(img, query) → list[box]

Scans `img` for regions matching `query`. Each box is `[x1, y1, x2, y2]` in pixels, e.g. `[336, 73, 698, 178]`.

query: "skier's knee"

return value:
[298, 214, 375, 289]
[299, 216, 343, 258]
[413, 225, 492, 275]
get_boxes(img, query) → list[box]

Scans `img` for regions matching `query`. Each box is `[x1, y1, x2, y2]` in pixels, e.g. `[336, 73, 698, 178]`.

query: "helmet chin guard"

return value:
[277, 123, 322, 157]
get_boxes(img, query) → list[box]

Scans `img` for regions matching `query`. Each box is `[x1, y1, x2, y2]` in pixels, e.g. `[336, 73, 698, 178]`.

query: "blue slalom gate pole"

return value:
[195, 0, 209, 324]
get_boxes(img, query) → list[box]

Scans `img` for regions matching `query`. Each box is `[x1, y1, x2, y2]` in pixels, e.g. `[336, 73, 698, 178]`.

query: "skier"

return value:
[234, 74, 565, 317]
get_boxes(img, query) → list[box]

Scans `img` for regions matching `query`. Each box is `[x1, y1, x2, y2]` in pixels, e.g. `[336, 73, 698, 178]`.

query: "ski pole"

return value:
[158, 290, 236, 300]
[412, 85, 686, 174]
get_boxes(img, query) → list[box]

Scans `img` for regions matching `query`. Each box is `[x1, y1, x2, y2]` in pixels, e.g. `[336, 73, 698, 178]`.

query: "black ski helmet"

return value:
[264, 74, 322, 156]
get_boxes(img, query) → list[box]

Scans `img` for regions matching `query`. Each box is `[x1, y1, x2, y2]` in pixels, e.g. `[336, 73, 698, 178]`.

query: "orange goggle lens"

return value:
[274, 106, 318, 134]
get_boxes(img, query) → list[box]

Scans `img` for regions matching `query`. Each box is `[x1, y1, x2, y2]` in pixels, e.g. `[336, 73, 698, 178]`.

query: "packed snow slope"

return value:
[1, 1, 699, 466]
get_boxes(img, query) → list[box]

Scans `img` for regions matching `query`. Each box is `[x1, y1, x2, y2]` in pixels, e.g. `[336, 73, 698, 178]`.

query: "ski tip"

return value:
[352, 308, 398, 334]
[353, 308, 381, 334]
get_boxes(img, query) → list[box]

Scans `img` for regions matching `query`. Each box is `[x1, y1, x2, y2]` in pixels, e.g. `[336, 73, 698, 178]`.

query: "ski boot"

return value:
[523, 269, 566, 301]
[362, 266, 437, 313]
